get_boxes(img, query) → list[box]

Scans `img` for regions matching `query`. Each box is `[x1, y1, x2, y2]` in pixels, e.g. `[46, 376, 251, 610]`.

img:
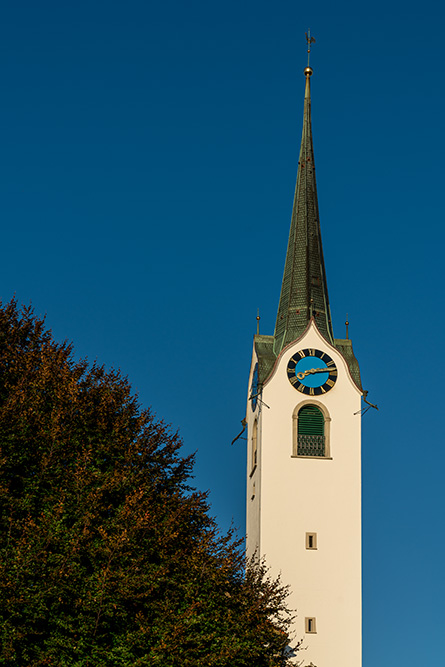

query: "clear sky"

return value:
[1, 1, 444, 664]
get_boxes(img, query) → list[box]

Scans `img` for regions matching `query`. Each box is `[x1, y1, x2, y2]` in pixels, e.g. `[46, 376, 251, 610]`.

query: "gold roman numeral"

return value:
[326, 378, 335, 387]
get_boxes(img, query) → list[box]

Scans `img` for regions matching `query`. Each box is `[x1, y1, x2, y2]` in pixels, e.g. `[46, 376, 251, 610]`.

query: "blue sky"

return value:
[1, 1, 444, 664]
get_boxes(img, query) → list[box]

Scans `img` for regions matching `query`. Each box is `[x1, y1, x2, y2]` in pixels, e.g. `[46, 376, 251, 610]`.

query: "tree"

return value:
[0, 301, 297, 666]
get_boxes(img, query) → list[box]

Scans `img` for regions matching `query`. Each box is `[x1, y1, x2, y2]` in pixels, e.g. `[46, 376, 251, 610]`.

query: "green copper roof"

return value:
[273, 68, 334, 355]
[333, 338, 362, 390]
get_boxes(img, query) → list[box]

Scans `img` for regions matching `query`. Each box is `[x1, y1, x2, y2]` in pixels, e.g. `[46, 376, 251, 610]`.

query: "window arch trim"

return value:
[292, 400, 332, 459]
[251, 418, 258, 473]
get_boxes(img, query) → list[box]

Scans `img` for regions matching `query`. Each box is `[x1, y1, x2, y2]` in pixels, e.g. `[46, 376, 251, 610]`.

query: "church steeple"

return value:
[245, 45, 363, 666]
[273, 65, 334, 355]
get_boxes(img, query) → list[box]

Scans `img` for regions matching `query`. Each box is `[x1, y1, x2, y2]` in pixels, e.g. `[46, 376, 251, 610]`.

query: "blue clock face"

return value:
[286, 348, 337, 395]
[250, 363, 259, 410]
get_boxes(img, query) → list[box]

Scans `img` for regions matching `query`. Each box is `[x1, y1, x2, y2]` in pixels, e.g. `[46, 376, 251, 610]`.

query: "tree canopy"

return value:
[0, 301, 297, 666]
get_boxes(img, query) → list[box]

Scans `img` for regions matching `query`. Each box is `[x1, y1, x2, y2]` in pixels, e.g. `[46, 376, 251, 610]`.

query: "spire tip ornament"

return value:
[305, 29, 316, 69]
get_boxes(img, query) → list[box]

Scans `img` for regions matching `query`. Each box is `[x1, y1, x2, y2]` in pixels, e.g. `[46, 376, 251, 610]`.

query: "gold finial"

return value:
[256, 309, 261, 335]
[305, 29, 315, 74]
[345, 313, 349, 339]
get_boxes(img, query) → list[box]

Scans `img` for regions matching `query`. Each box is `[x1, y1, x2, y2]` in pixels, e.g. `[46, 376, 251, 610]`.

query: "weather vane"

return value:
[305, 29, 316, 67]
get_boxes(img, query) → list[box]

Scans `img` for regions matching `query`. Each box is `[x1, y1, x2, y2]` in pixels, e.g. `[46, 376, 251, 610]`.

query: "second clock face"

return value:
[250, 363, 259, 411]
[286, 348, 337, 395]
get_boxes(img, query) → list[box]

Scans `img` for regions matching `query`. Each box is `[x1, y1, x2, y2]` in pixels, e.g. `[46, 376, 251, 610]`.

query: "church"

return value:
[245, 56, 363, 666]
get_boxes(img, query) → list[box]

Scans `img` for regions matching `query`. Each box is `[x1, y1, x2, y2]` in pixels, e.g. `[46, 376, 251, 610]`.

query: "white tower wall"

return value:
[246, 322, 362, 667]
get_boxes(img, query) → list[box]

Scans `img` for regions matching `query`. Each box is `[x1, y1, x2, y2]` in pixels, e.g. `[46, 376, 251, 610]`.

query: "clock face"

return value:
[250, 363, 259, 410]
[286, 348, 337, 395]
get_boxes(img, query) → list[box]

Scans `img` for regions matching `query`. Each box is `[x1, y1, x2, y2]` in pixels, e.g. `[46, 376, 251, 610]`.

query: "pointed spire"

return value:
[273, 63, 334, 355]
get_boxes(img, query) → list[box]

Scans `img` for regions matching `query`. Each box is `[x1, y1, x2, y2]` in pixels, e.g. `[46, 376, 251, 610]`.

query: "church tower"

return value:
[245, 60, 362, 666]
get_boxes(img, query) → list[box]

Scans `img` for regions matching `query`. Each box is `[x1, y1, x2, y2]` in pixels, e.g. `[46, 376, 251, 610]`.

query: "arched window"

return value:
[251, 420, 258, 470]
[297, 405, 325, 457]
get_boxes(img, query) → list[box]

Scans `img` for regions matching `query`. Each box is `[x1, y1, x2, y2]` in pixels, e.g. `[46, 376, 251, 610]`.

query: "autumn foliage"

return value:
[0, 301, 296, 666]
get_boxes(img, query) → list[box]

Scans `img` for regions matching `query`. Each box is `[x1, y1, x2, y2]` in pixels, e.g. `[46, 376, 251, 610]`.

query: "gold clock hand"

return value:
[297, 368, 319, 379]
[296, 367, 336, 380]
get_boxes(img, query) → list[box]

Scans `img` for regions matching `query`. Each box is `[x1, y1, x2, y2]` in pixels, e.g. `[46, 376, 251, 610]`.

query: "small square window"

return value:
[305, 617, 317, 634]
[306, 532, 317, 549]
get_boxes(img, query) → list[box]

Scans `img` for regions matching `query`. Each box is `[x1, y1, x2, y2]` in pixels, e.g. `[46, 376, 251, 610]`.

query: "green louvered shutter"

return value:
[297, 405, 325, 456]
